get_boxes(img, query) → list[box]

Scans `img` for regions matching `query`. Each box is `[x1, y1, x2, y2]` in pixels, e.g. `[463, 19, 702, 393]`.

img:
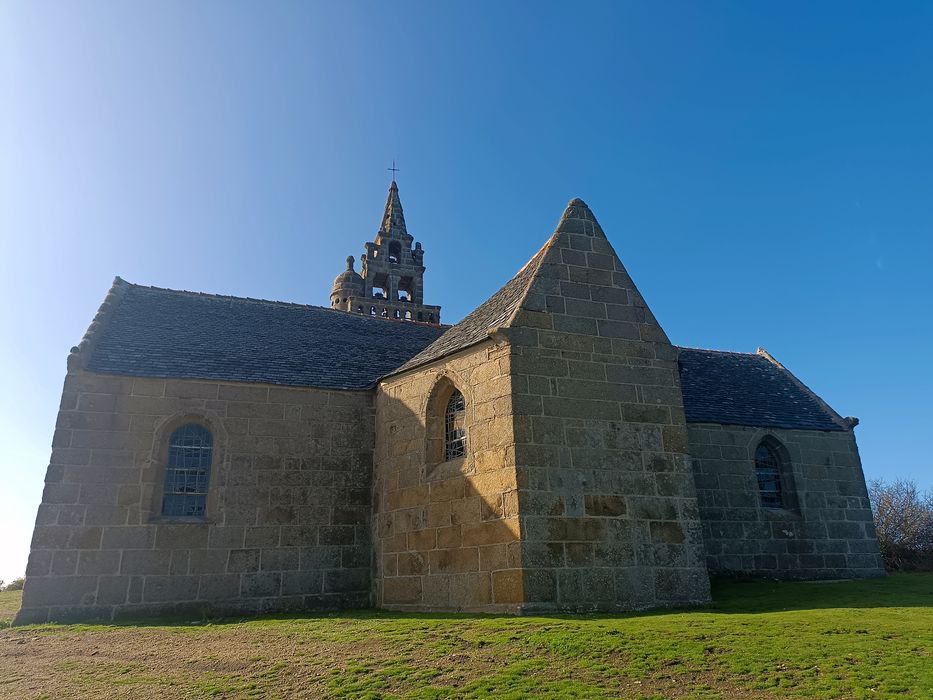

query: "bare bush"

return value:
[868, 478, 933, 571]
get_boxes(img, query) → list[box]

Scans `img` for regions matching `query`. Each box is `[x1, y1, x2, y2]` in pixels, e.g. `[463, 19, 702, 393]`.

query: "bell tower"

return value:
[331, 180, 442, 324]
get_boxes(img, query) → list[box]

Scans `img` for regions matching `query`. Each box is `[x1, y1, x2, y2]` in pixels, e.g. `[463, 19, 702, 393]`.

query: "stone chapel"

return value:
[16, 181, 883, 624]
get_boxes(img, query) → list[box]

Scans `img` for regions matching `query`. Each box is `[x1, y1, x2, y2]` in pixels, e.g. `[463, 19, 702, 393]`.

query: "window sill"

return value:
[426, 455, 470, 481]
[148, 516, 212, 525]
[761, 507, 801, 519]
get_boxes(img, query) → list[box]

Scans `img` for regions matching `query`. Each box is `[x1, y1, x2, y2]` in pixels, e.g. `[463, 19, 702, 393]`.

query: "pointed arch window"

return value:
[754, 440, 784, 509]
[162, 423, 213, 517]
[444, 390, 467, 460]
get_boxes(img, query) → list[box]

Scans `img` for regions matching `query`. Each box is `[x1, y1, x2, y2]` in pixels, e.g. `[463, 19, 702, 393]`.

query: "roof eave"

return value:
[685, 418, 847, 432]
[378, 336, 497, 383]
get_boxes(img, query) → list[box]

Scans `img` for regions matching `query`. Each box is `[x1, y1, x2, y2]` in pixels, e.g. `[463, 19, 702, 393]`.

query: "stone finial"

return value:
[331, 256, 364, 298]
[555, 196, 605, 237]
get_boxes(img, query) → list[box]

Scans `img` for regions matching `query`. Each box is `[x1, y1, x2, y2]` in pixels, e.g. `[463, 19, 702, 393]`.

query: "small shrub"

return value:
[868, 478, 933, 571]
[2, 577, 24, 592]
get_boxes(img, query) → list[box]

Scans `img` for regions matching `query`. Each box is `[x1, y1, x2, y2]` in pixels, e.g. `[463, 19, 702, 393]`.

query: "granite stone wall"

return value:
[373, 342, 524, 612]
[687, 423, 884, 579]
[16, 368, 374, 624]
[503, 222, 711, 611]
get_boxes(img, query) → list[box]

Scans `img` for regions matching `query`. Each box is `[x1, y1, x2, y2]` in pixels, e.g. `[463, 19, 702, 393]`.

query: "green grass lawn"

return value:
[1, 574, 930, 699]
[0, 589, 21, 625]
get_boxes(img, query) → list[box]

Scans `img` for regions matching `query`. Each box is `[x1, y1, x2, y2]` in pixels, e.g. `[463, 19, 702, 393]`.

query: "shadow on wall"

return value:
[374, 347, 713, 614]
[374, 362, 526, 613]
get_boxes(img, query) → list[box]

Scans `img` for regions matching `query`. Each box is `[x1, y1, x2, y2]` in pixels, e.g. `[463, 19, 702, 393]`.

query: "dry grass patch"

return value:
[0, 575, 930, 699]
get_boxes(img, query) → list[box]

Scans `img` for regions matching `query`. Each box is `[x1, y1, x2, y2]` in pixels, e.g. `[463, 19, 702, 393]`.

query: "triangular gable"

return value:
[389, 196, 674, 377]
[507, 198, 671, 349]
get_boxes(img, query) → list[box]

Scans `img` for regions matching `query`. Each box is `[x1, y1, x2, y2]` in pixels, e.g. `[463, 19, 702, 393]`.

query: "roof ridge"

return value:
[676, 346, 760, 356]
[116, 278, 448, 328]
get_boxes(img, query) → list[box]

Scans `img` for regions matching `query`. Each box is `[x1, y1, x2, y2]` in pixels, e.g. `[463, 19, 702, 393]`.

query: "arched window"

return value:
[162, 423, 213, 517]
[444, 390, 467, 460]
[397, 277, 413, 302]
[754, 440, 784, 509]
[388, 241, 402, 264]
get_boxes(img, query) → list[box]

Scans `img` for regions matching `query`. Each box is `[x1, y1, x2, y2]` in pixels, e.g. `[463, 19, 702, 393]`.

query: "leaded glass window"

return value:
[161, 423, 213, 517]
[754, 441, 784, 509]
[444, 390, 466, 460]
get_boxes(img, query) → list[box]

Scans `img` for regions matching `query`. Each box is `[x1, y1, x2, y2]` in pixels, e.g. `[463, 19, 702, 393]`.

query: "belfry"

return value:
[331, 180, 442, 324]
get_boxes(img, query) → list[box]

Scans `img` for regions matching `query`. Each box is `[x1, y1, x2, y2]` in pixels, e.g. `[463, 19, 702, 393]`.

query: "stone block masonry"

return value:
[17, 194, 882, 622]
[373, 343, 524, 612]
[503, 200, 711, 611]
[688, 423, 884, 579]
[16, 368, 375, 623]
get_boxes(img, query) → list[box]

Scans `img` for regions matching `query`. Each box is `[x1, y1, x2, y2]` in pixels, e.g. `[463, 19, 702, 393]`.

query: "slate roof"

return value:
[77, 228, 847, 435]
[391, 245, 548, 375]
[82, 279, 446, 390]
[677, 348, 845, 431]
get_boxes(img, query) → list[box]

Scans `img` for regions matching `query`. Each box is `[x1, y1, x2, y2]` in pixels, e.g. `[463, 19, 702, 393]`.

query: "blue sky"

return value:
[1, 1, 931, 581]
